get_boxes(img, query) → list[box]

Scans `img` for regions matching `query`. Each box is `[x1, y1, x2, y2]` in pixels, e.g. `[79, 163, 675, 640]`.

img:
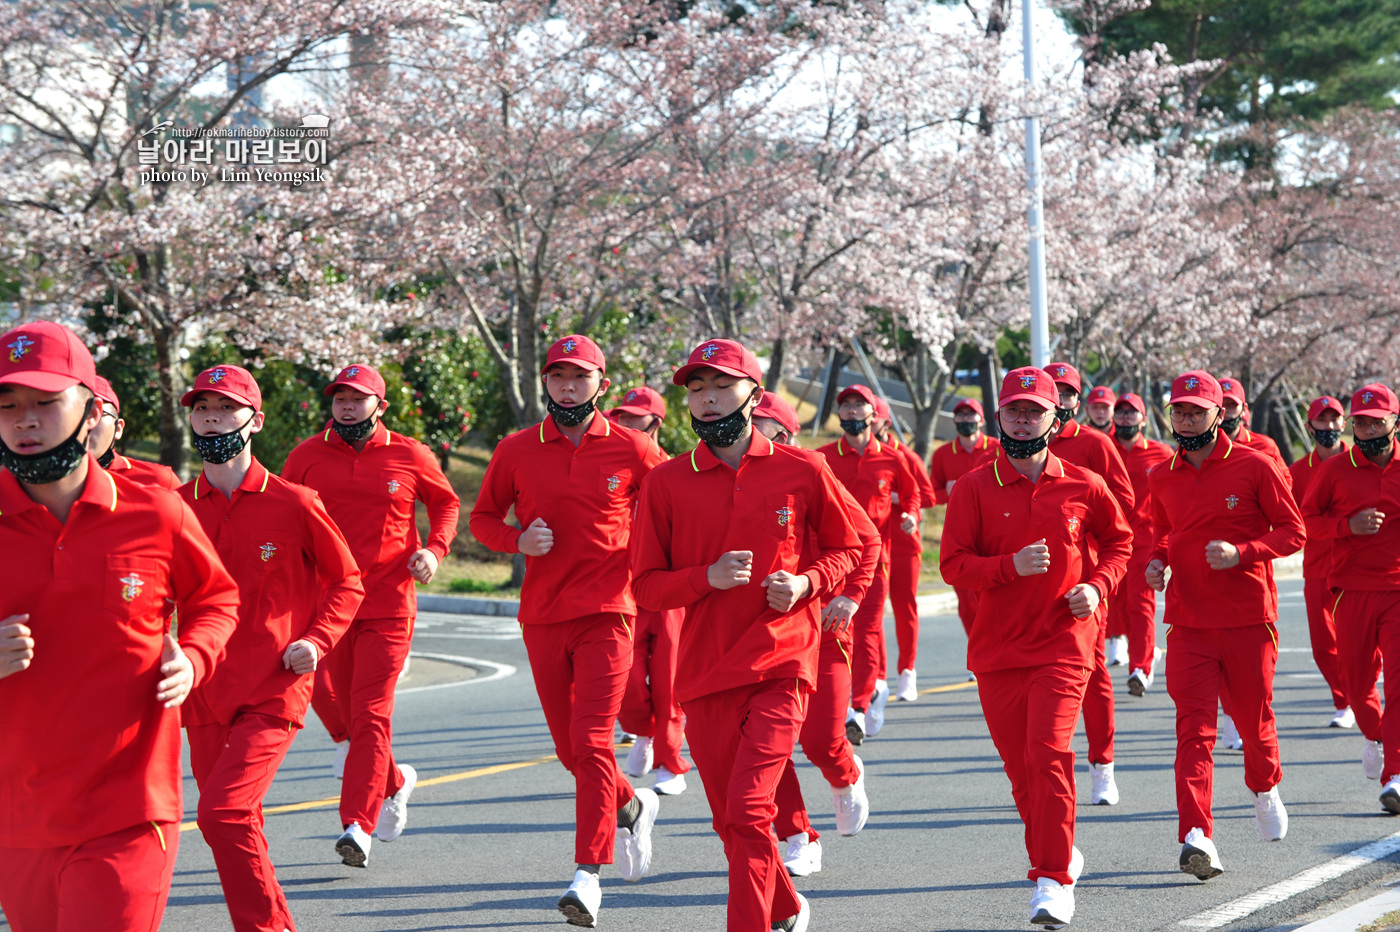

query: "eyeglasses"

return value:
[1001, 406, 1052, 424]
[1169, 406, 1214, 426]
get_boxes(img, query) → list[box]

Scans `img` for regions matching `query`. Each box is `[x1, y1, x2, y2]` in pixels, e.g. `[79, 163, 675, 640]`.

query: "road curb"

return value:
[1289, 884, 1400, 932]
[418, 593, 520, 616]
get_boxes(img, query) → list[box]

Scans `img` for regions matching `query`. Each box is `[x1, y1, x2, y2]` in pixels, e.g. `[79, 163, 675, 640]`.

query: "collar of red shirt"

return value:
[1307, 441, 1349, 468]
[688, 431, 776, 472]
[0, 453, 118, 518]
[836, 435, 882, 456]
[1119, 434, 1150, 453]
[321, 419, 391, 450]
[191, 458, 271, 500]
[109, 454, 135, 471]
[954, 433, 990, 454]
[1345, 443, 1396, 472]
[538, 410, 613, 445]
[1168, 432, 1236, 471]
[1057, 420, 1084, 440]
[988, 447, 1066, 486]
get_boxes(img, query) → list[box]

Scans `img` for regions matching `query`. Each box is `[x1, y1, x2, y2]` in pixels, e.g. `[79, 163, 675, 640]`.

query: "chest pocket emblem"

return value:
[119, 573, 145, 603]
[260, 543, 278, 562]
[776, 506, 793, 527]
[387, 479, 400, 495]
[878, 478, 889, 492]
[1066, 515, 1082, 536]
[1226, 495, 1240, 510]
[607, 475, 622, 492]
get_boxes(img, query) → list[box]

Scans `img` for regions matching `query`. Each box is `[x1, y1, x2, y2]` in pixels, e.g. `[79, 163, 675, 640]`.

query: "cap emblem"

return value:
[1019, 374, 1036, 389]
[260, 543, 278, 562]
[345, 365, 359, 378]
[209, 368, 226, 384]
[7, 335, 34, 362]
[701, 344, 718, 361]
[119, 572, 145, 603]
[1055, 366, 1067, 377]
[561, 339, 577, 354]
[1363, 391, 1374, 404]
[627, 391, 638, 402]
[1184, 376, 1199, 390]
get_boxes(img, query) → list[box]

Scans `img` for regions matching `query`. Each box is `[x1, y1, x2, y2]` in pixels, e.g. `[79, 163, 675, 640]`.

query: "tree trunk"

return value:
[767, 335, 788, 396]
[151, 324, 189, 479]
[813, 350, 850, 431]
[510, 552, 526, 589]
[977, 347, 1001, 415]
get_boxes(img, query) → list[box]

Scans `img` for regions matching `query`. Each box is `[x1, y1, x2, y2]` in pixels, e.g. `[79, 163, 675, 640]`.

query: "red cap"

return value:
[873, 396, 891, 421]
[1115, 392, 1146, 415]
[0, 321, 98, 394]
[324, 363, 386, 400]
[613, 385, 666, 420]
[836, 383, 879, 410]
[543, 334, 606, 375]
[1086, 385, 1116, 406]
[953, 397, 984, 417]
[754, 391, 801, 435]
[1217, 376, 1245, 405]
[94, 376, 121, 414]
[1307, 396, 1345, 421]
[1046, 362, 1081, 393]
[998, 367, 1059, 411]
[182, 364, 263, 411]
[1169, 370, 1223, 408]
[1351, 384, 1399, 418]
[673, 339, 763, 386]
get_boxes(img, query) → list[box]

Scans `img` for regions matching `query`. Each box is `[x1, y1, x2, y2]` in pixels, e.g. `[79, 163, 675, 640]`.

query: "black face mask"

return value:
[1173, 415, 1220, 452]
[192, 414, 255, 464]
[839, 417, 869, 435]
[96, 444, 116, 469]
[1312, 427, 1341, 449]
[547, 390, 598, 428]
[0, 398, 95, 485]
[1356, 431, 1395, 457]
[1220, 414, 1242, 435]
[955, 421, 979, 437]
[693, 391, 757, 448]
[998, 416, 1056, 459]
[332, 413, 378, 444]
[1055, 406, 1077, 425]
[1114, 423, 1140, 441]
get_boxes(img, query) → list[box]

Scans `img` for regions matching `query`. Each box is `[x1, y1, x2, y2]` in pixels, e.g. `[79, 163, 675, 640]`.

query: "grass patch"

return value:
[1358, 909, 1400, 932]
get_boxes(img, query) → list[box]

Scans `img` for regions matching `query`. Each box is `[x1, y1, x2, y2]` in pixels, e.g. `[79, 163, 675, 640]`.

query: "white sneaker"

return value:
[1029, 876, 1075, 929]
[771, 891, 810, 932]
[617, 787, 659, 882]
[1381, 777, 1400, 814]
[895, 668, 918, 702]
[332, 739, 349, 779]
[782, 832, 823, 877]
[1364, 739, 1384, 780]
[1179, 827, 1223, 880]
[1221, 714, 1243, 751]
[376, 763, 417, 841]
[1331, 706, 1356, 729]
[866, 679, 890, 736]
[1068, 845, 1084, 884]
[845, 708, 866, 746]
[1152, 646, 1165, 673]
[833, 755, 869, 836]
[1127, 667, 1153, 697]
[652, 766, 687, 796]
[1089, 760, 1119, 806]
[1254, 786, 1288, 840]
[557, 869, 601, 927]
[397, 653, 411, 683]
[335, 821, 371, 868]
[1107, 635, 1129, 666]
[625, 735, 654, 778]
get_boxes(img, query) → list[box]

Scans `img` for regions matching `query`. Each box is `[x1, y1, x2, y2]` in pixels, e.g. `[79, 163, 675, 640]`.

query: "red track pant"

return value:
[774, 636, 862, 841]
[311, 664, 349, 744]
[1306, 577, 1351, 711]
[618, 608, 692, 776]
[1334, 590, 1400, 778]
[850, 567, 889, 712]
[0, 821, 177, 932]
[1165, 624, 1281, 841]
[1109, 546, 1158, 671]
[522, 613, 636, 865]
[1080, 610, 1115, 765]
[327, 615, 410, 833]
[977, 662, 1090, 885]
[187, 713, 299, 932]
[954, 586, 979, 637]
[684, 678, 808, 931]
[890, 543, 922, 673]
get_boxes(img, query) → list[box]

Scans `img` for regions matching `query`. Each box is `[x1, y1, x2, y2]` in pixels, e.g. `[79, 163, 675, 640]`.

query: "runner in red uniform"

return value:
[1086, 386, 1127, 662]
[928, 399, 1000, 643]
[471, 336, 665, 927]
[1288, 396, 1357, 729]
[632, 339, 862, 932]
[610, 385, 694, 796]
[1085, 385, 1116, 436]
[86, 376, 181, 490]
[1109, 393, 1173, 696]
[180, 364, 365, 932]
[817, 384, 918, 744]
[941, 366, 1132, 929]
[282, 363, 460, 868]
[1301, 384, 1400, 809]
[0, 321, 239, 932]
[1147, 370, 1304, 878]
[1218, 377, 1290, 480]
[1046, 362, 1135, 806]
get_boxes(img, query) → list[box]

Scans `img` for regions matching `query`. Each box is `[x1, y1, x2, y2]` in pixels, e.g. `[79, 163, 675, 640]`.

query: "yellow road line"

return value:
[918, 680, 978, 696]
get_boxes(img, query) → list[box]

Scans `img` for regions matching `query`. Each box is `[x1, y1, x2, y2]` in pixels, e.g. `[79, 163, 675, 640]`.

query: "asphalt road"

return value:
[8, 578, 1400, 932]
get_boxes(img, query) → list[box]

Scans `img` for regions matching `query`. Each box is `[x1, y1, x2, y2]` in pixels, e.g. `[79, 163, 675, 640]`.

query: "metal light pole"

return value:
[1023, 0, 1051, 369]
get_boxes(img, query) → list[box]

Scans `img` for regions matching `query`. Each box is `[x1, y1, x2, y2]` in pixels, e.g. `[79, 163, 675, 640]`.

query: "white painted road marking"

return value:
[1176, 831, 1400, 929]
[397, 651, 517, 695]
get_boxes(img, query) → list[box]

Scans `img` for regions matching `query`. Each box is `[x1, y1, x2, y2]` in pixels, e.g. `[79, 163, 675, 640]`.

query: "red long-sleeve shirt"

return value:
[180, 459, 364, 727]
[1114, 435, 1174, 544]
[817, 435, 919, 555]
[940, 450, 1132, 673]
[1050, 420, 1135, 516]
[928, 432, 1000, 505]
[0, 458, 239, 847]
[885, 436, 936, 555]
[1233, 427, 1290, 485]
[108, 453, 181, 491]
[282, 421, 459, 619]
[631, 434, 862, 702]
[1289, 443, 1349, 580]
[1300, 445, 1400, 591]
[1147, 436, 1305, 628]
[817, 477, 883, 647]
[470, 413, 664, 624]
